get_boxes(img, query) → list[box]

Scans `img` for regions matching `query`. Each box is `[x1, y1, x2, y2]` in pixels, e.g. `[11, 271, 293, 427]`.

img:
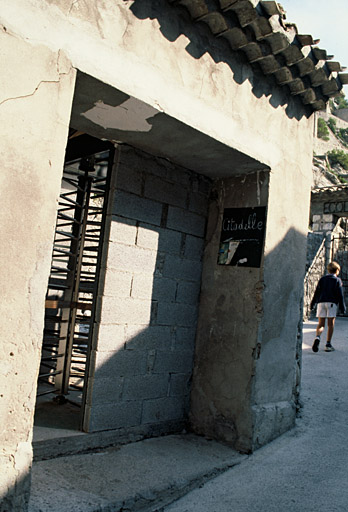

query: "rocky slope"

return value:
[313, 108, 348, 188]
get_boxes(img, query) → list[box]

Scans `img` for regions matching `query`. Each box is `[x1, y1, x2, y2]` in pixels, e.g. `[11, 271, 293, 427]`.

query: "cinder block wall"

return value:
[84, 145, 211, 434]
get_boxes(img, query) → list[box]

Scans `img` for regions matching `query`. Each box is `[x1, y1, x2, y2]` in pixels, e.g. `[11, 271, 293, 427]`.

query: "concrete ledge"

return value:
[29, 434, 246, 512]
[33, 420, 186, 461]
[252, 401, 296, 450]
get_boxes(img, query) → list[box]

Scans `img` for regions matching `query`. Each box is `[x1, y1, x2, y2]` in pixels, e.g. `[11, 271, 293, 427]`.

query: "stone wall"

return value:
[311, 213, 337, 232]
[83, 145, 211, 434]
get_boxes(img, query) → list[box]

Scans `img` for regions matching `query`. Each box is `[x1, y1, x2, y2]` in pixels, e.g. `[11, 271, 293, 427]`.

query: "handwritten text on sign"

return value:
[218, 207, 266, 268]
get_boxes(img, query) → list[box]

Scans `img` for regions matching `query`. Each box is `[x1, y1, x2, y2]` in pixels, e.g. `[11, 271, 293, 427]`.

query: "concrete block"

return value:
[100, 296, 152, 325]
[119, 147, 182, 185]
[167, 206, 206, 237]
[92, 349, 147, 378]
[188, 192, 209, 215]
[113, 190, 162, 226]
[312, 214, 322, 222]
[95, 323, 126, 352]
[184, 235, 205, 262]
[198, 177, 212, 196]
[131, 273, 155, 299]
[175, 327, 197, 350]
[142, 397, 184, 424]
[116, 162, 143, 195]
[125, 325, 173, 350]
[153, 350, 194, 374]
[176, 280, 201, 305]
[147, 158, 190, 187]
[103, 269, 132, 298]
[131, 273, 177, 301]
[109, 216, 137, 245]
[137, 224, 160, 251]
[157, 230, 184, 256]
[323, 223, 334, 231]
[163, 254, 202, 282]
[118, 145, 144, 171]
[157, 302, 198, 327]
[152, 277, 177, 302]
[144, 174, 188, 208]
[147, 349, 156, 373]
[138, 223, 182, 255]
[87, 401, 142, 431]
[107, 242, 157, 274]
[123, 374, 169, 400]
[169, 373, 191, 397]
[311, 223, 321, 232]
[323, 214, 334, 222]
[252, 401, 296, 449]
[88, 376, 124, 405]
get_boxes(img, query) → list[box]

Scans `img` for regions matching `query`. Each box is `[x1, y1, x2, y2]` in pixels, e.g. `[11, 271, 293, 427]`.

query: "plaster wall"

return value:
[191, 136, 313, 452]
[0, 0, 313, 173]
[0, 30, 76, 510]
[190, 172, 269, 452]
[252, 150, 313, 448]
[0, 0, 316, 504]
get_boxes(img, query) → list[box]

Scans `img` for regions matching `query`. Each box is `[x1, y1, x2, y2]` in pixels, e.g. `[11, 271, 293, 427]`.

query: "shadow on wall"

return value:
[256, 226, 307, 404]
[129, 0, 310, 121]
[2, 222, 309, 509]
[189, 211, 308, 453]
[1, 471, 31, 512]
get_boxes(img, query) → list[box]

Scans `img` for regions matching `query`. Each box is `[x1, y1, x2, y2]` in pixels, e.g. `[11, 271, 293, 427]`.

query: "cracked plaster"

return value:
[0, 27, 76, 510]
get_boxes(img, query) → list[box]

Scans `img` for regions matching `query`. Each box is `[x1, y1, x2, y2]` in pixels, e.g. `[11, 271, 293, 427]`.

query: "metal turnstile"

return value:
[37, 148, 113, 409]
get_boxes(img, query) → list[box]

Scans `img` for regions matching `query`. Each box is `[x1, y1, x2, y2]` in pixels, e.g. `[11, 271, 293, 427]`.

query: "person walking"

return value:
[311, 261, 346, 353]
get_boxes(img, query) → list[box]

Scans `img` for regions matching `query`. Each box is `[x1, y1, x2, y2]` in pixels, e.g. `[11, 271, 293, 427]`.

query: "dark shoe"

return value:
[312, 337, 320, 352]
[325, 343, 335, 352]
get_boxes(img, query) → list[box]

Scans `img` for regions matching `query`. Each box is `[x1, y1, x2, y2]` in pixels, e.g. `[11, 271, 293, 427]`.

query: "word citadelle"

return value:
[222, 213, 263, 232]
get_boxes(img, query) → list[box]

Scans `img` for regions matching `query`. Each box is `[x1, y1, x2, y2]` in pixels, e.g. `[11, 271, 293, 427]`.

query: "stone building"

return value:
[0, 0, 346, 509]
[304, 185, 348, 317]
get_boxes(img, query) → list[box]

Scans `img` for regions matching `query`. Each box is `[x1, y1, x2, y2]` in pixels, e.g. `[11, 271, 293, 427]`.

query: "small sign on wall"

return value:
[218, 206, 266, 268]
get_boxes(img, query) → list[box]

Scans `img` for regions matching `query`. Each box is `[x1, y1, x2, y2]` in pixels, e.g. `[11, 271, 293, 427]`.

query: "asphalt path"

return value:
[163, 317, 348, 512]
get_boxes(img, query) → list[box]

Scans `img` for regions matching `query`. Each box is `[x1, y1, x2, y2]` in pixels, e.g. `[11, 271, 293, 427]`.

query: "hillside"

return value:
[313, 101, 348, 188]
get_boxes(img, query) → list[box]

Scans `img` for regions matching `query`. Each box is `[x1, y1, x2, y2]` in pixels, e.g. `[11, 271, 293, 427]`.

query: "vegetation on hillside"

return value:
[314, 94, 348, 187]
[338, 127, 348, 145]
[317, 100, 348, 148]
[333, 96, 348, 110]
[327, 149, 348, 170]
[327, 117, 337, 134]
[317, 117, 329, 141]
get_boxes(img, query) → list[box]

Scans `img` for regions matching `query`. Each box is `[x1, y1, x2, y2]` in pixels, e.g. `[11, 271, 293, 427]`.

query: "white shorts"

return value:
[316, 302, 337, 318]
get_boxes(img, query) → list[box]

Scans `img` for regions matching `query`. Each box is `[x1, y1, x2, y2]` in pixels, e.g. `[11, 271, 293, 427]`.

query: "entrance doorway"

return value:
[34, 133, 115, 435]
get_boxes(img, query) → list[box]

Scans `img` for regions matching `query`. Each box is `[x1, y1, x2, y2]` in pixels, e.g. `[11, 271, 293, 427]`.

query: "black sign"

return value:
[218, 207, 266, 268]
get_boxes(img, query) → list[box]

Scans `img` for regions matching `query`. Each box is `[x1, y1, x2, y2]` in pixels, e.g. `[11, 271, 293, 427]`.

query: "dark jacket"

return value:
[311, 273, 346, 313]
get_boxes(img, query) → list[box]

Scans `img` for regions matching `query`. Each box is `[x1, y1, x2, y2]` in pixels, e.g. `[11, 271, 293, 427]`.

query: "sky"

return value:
[281, 0, 348, 96]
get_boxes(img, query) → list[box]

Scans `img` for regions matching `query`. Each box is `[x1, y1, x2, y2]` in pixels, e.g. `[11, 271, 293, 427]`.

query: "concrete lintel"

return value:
[70, 72, 268, 179]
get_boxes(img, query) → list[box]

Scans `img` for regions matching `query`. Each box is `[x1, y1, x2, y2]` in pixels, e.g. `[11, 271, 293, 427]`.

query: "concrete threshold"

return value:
[29, 434, 245, 512]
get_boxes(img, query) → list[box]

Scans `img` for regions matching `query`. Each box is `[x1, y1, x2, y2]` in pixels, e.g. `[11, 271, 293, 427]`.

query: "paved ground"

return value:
[163, 317, 348, 512]
[29, 317, 348, 512]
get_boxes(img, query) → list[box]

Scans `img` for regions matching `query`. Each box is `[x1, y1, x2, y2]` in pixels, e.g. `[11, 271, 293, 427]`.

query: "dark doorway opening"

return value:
[34, 133, 115, 439]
